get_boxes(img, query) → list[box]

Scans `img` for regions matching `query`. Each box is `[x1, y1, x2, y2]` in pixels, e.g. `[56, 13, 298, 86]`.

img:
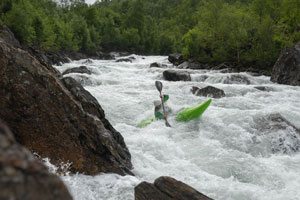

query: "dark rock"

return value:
[85, 51, 115, 60]
[0, 120, 73, 200]
[163, 70, 191, 81]
[116, 57, 135, 63]
[135, 176, 213, 200]
[82, 59, 93, 64]
[192, 86, 225, 98]
[254, 86, 272, 92]
[178, 61, 207, 70]
[271, 41, 300, 86]
[0, 24, 21, 48]
[223, 74, 251, 85]
[0, 38, 132, 175]
[168, 53, 184, 66]
[150, 62, 167, 68]
[62, 66, 92, 75]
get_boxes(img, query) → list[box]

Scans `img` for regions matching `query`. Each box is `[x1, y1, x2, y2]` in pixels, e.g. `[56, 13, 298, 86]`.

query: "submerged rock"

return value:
[116, 56, 135, 63]
[135, 176, 213, 200]
[271, 41, 300, 86]
[0, 37, 132, 175]
[254, 113, 300, 154]
[62, 66, 92, 75]
[150, 62, 167, 68]
[223, 74, 251, 85]
[0, 120, 73, 200]
[192, 86, 225, 98]
[163, 70, 191, 81]
[254, 86, 273, 92]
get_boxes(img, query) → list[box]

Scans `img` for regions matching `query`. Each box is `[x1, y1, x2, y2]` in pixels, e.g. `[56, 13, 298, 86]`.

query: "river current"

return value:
[54, 55, 300, 200]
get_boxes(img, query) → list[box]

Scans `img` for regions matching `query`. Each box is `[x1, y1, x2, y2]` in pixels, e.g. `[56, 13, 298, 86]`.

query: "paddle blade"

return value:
[155, 81, 163, 92]
[165, 120, 171, 127]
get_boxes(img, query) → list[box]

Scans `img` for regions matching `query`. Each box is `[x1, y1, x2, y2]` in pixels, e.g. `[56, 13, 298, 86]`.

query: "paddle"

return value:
[155, 81, 171, 127]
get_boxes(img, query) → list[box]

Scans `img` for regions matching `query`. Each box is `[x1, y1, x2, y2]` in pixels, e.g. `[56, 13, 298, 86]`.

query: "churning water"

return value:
[55, 55, 300, 200]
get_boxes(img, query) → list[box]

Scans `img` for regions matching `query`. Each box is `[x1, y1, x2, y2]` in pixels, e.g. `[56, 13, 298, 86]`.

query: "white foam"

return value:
[55, 56, 300, 200]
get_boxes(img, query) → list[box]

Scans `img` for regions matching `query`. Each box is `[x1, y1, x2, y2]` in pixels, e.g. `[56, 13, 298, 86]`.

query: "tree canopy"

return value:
[0, 0, 299, 69]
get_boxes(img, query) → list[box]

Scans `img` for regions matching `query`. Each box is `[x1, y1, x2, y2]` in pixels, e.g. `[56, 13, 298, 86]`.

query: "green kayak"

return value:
[137, 99, 212, 128]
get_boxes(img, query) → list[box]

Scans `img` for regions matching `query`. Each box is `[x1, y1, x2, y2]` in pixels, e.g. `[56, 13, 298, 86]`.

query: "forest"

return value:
[0, 0, 299, 70]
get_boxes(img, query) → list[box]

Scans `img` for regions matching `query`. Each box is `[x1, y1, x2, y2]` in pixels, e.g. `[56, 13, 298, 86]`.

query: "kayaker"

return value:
[154, 94, 169, 119]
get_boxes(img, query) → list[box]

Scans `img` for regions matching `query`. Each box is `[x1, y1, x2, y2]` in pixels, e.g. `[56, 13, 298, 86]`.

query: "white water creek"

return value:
[53, 55, 300, 200]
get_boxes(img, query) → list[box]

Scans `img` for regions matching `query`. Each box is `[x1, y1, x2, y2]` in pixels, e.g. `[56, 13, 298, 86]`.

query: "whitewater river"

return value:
[54, 55, 300, 200]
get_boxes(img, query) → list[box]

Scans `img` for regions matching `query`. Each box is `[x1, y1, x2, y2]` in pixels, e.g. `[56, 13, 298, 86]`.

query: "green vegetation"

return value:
[0, 0, 299, 69]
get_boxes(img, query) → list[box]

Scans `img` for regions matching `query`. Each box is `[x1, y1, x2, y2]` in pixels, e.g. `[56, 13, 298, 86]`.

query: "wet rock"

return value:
[0, 120, 73, 200]
[82, 59, 93, 64]
[223, 74, 251, 85]
[254, 86, 272, 92]
[168, 53, 184, 66]
[0, 38, 132, 175]
[271, 41, 300, 86]
[163, 70, 191, 81]
[85, 51, 115, 60]
[192, 86, 225, 98]
[0, 24, 21, 48]
[135, 176, 213, 200]
[62, 66, 92, 75]
[178, 61, 207, 70]
[116, 56, 135, 63]
[255, 114, 300, 154]
[150, 62, 167, 68]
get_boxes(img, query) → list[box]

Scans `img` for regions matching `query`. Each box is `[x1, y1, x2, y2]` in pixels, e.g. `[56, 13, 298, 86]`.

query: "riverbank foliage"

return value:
[1, 0, 299, 69]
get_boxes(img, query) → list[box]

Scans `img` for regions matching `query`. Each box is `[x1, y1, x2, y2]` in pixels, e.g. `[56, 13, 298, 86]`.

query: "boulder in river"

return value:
[62, 66, 92, 75]
[135, 176, 213, 200]
[116, 56, 135, 63]
[0, 37, 132, 175]
[163, 70, 191, 81]
[168, 53, 184, 66]
[223, 74, 251, 85]
[192, 86, 225, 98]
[0, 119, 73, 200]
[271, 41, 300, 86]
[150, 62, 167, 68]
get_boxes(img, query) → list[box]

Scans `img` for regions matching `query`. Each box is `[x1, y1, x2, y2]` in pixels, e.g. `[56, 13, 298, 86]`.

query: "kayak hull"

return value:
[137, 99, 212, 127]
[176, 99, 211, 122]
[137, 118, 157, 128]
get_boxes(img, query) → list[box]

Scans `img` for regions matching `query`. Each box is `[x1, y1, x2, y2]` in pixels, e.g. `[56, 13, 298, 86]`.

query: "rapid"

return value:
[54, 55, 300, 200]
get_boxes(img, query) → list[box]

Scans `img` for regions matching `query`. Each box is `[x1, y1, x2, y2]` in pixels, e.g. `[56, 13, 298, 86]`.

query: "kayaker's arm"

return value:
[155, 111, 164, 119]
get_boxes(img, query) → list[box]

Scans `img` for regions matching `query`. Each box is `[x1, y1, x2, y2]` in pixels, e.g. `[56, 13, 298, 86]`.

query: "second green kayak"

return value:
[137, 99, 212, 128]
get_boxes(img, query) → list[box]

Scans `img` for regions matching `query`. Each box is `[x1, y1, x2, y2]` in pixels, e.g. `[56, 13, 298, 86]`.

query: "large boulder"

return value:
[135, 176, 213, 200]
[163, 70, 191, 81]
[0, 38, 132, 175]
[168, 53, 184, 66]
[192, 86, 225, 98]
[271, 42, 300, 86]
[0, 120, 73, 200]
[62, 66, 92, 75]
